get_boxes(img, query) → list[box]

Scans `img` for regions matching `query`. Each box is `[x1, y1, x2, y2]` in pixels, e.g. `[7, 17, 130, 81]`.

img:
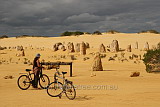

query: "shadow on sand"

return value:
[102, 70, 117, 71]
[152, 71, 160, 74]
[75, 95, 94, 101]
[29, 88, 43, 90]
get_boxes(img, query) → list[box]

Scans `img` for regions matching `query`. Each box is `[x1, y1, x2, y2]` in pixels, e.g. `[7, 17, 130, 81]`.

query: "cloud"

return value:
[0, 0, 160, 36]
[65, 13, 104, 23]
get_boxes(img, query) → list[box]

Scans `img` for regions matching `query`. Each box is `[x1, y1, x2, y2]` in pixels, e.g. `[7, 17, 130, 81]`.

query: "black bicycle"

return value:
[17, 68, 50, 90]
[46, 67, 76, 100]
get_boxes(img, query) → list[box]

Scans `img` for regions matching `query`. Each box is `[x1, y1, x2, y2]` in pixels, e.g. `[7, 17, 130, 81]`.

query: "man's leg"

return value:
[34, 70, 40, 88]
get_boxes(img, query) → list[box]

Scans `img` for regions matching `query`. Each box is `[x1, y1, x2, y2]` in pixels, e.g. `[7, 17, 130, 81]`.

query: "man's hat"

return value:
[36, 53, 41, 57]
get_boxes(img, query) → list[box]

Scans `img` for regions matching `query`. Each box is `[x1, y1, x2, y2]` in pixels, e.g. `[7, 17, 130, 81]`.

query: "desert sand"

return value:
[0, 33, 160, 107]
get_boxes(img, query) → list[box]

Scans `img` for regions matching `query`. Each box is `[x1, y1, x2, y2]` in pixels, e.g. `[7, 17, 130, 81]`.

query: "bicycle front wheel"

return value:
[65, 82, 76, 100]
[39, 74, 50, 89]
[17, 75, 31, 90]
[47, 82, 63, 97]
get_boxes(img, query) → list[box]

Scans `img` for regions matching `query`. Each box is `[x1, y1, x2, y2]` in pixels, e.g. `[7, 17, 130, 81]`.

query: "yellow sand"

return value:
[0, 33, 160, 107]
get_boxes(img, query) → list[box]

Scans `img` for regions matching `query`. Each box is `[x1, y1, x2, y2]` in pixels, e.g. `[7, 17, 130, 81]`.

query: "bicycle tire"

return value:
[47, 81, 63, 97]
[65, 82, 76, 100]
[17, 75, 31, 90]
[39, 74, 50, 89]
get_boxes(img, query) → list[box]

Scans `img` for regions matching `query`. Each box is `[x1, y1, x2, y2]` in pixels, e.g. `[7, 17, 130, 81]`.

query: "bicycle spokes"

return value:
[41, 77, 45, 82]
[47, 82, 63, 97]
[65, 83, 76, 100]
[17, 75, 31, 90]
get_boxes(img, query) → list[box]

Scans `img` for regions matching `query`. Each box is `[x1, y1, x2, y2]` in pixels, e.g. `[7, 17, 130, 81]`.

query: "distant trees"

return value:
[106, 30, 120, 34]
[61, 31, 84, 36]
[84, 32, 91, 34]
[61, 31, 103, 36]
[138, 30, 159, 34]
[16, 35, 48, 38]
[0, 35, 8, 39]
[93, 31, 102, 35]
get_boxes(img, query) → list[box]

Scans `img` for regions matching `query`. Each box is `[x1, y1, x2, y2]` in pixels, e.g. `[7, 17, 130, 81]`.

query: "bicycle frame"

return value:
[54, 68, 65, 83]
[53, 68, 73, 89]
[18, 67, 50, 90]
[46, 67, 76, 100]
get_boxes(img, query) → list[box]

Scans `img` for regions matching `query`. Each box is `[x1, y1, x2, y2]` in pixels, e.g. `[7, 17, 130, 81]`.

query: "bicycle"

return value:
[46, 67, 76, 100]
[17, 67, 50, 90]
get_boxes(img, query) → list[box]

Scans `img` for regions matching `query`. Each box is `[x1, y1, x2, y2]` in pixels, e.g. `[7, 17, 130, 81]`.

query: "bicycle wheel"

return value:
[65, 82, 76, 100]
[17, 75, 31, 90]
[39, 74, 50, 89]
[47, 82, 63, 97]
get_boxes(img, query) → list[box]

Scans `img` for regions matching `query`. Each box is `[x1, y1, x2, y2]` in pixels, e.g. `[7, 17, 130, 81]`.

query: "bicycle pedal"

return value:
[67, 89, 72, 93]
[58, 94, 62, 99]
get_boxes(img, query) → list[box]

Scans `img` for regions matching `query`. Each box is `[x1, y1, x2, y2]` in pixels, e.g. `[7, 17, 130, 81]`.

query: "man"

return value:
[33, 53, 42, 88]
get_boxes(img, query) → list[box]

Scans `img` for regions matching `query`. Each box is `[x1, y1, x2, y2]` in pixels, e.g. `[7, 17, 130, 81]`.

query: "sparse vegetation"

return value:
[16, 35, 48, 38]
[84, 32, 91, 34]
[0, 35, 8, 39]
[61, 31, 84, 36]
[143, 48, 160, 73]
[106, 30, 120, 34]
[157, 42, 160, 49]
[93, 31, 102, 35]
[138, 30, 159, 34]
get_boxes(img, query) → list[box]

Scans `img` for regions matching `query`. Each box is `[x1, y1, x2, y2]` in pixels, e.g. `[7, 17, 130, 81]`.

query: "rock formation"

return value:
[144, 42, 149, 51]
[99, 44, 106, 53]
[127, 45, 132, 52]
[85, 42, 90, 49]
[75, 43, 80, 52]
[80, 42, 86, 55]
[22, 49, 25, 56]
[58, 45, 66, 51]
[17, 46, 23, 51]
[92, 53, 103, 71]
[135, 42, 138, 49]
[53, 42, 66, 51]
[53, 44, 58, 51]
[110, 40, 119, 52]
[67, 42, 75, 52]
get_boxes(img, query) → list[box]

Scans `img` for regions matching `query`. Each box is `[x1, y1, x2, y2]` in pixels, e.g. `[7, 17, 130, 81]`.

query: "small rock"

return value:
[100, 54, 106, 58]
[83, 57, 90, 61]
[4, 75, 14, 79]
[24, 62, 28, 64]
[130, 72, 140, 77]
[108, 57, 115, 61]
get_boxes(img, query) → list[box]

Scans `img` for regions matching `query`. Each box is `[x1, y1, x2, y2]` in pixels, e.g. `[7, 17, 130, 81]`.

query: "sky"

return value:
[0, 0, 160, 36]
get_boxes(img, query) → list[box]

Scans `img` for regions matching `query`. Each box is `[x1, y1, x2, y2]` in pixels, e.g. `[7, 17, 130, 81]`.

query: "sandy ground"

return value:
[0, 33, 160, 107]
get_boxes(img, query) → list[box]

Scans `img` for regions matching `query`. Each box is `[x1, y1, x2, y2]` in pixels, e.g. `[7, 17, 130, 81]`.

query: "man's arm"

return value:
[37, 60, 41, 67]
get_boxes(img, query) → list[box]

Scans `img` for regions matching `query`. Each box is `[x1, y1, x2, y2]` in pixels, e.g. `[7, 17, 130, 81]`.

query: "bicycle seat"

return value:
[26, 69, 32, 72]
[62, 72, 67, 75]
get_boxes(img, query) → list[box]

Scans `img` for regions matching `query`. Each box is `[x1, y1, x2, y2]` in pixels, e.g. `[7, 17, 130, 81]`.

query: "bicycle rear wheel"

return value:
[39, 74, 50, 89]
[47, 82, 63, 97]
[65, 82, 76, 100]
[17, 75, 31, 90]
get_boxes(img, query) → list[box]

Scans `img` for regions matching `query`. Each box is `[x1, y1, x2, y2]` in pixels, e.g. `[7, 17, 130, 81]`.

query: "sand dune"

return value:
[0, 33, 160, 107]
